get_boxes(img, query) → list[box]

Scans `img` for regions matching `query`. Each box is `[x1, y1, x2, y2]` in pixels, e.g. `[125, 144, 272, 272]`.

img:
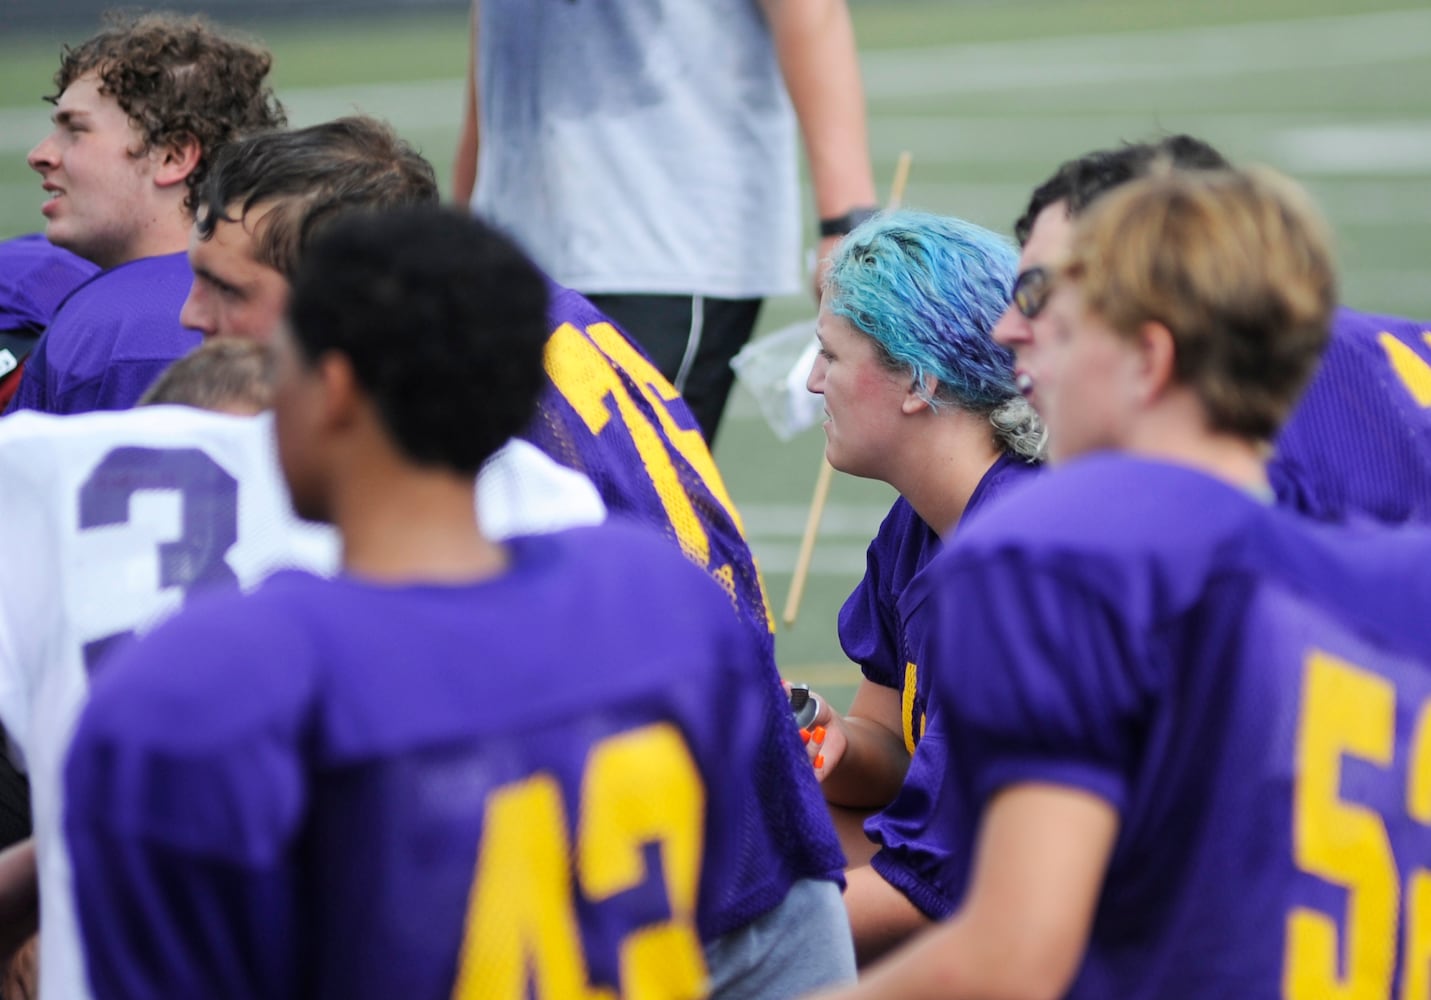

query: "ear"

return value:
[152, 133, 202, 189]
[1131, 321, 1178, 404]
[900, 374, 938, 415]
[315, 351, 362, 433]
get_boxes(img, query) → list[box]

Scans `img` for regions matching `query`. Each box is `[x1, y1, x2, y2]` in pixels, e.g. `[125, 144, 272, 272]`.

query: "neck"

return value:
[886, 409, 1003, 538]
[1119, 399, 1271, 496]
[106, 200, 192, 268]
[329, 452, 506, 584]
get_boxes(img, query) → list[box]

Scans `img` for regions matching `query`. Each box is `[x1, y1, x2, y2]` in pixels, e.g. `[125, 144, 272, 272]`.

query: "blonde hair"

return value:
[1065, 165, 1336, 441]
[139, 339, 274, 414]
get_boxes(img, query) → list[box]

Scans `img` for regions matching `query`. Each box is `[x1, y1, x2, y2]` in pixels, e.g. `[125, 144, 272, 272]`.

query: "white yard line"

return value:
[859, 7, 1431, 98]
[3, 8, 1430, 152]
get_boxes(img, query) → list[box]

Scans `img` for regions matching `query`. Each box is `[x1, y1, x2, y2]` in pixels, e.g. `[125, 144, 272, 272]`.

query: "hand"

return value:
[785, 682, 848, 783]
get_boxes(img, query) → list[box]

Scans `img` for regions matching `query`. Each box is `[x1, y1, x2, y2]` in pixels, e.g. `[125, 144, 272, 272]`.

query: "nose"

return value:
[27, 132, 59, 173]
[179, 281, 215, 338]
[806, 351, 827, 394]
[992, 303, 1030, 349]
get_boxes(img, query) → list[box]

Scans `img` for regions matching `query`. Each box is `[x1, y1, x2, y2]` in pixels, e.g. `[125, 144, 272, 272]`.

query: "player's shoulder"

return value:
[528, 522, 750, 632]
[903, 455, 1272, 619]
[49, 252, 190, 324]
[543, 278, 609, 332]
[82, 569, 325, 742]
[0, 407, 265, 466]
[1332, 304, 1431, 347]
[957, 453, 1255, 556]
[0, 234, 98, 330]
[1251, 512, 1431, 658]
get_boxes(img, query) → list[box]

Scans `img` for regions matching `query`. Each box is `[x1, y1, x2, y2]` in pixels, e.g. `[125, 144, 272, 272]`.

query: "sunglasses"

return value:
[1011, 266, 1052, 319]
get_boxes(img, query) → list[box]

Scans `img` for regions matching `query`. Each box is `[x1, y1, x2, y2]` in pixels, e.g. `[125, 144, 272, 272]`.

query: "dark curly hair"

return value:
[49, 10, 286, 215]
[288, 206, 551, 476]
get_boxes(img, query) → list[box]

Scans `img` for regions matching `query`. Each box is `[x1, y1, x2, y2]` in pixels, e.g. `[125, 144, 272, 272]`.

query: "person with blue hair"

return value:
[796, 209, 1043, 939]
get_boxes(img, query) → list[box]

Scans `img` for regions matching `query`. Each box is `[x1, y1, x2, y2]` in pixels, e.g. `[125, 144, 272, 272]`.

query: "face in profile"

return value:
[181, 204, 291, 343]
[806, 298, 916, 481]
[992, 201, 1075, 411]
[27, 72, 164, 268]
[1029, 281, 1145, 465]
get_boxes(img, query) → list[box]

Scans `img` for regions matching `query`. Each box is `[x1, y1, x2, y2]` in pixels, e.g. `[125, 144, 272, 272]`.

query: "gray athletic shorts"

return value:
[704, 878, 857, 999]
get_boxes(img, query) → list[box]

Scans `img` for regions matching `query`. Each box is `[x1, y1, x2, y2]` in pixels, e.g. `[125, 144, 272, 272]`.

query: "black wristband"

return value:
[817, 206, 879, 238]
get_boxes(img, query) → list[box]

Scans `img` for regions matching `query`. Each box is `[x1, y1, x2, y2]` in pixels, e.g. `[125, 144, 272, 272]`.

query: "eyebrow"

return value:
[52, 108, 90, 127]
[193, 266, 243, 296]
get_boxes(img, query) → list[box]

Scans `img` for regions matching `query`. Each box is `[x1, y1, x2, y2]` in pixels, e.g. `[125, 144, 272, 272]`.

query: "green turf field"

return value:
[3, 0, 1429, 711]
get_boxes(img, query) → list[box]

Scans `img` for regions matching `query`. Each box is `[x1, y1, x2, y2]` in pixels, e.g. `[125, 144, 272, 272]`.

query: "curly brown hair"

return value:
[49, 11, 286, 215]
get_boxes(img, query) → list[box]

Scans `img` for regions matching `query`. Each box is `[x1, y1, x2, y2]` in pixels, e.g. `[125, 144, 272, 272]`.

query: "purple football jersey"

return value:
[1271, 305, 1431, 524]
[886, 454, 1431, 995]
[66, 523, 843, 999]
[6, 252, 198, 415]
[526, 281, 775, 655]
[0, 234, 97, 333]
[838, 452, 1039, 754]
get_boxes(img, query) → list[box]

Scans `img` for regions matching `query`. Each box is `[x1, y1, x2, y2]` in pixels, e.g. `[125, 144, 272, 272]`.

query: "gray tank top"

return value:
[472, 0, 802, 299]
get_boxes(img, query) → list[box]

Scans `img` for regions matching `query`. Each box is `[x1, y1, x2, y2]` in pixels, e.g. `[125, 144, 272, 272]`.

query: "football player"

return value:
[65, 207, 855, 998]
[792, 210, 1041, 870]
[1002, 133, 1431, 523]
[7, 12, 284, 415]
[818, 166, 1431, 998]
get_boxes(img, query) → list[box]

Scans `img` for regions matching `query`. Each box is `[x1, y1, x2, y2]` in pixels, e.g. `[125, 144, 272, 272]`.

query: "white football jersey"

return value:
[0, 408, 605, 1000]
[0, 408, 338, 1000]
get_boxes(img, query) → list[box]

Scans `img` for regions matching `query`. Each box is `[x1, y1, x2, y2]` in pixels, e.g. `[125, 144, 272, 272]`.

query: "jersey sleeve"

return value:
[837, 505, 909, 690]
[63, 595, 310, 999]
[934, 548, 1149, 812]
[864, 711, 965, 920]
[894, 548, 1149, 911]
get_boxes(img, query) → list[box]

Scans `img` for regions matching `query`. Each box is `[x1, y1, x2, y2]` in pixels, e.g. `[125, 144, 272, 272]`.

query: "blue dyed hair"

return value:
[823, 209, 1020, 412]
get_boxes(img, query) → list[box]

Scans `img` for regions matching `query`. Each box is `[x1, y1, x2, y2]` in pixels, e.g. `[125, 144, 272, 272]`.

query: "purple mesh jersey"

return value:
[0, 234, 97, 333]
[888, 454, 1431, 995]
[838, 453, 1039, 754]
[525, 282, 775, 656]
[1271, 306, 1431, 524]
[6, 252, 198, 415]
[66, 523, 844, 999]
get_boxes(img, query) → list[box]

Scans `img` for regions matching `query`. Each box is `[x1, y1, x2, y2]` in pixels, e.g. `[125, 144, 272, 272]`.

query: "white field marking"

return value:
[774, 664, 864, 687]
[2, 7, 1429, 153]
[738, 502, 894, 539]
[858, 7, 1431, 99]
[748, 540, 871, 577]
[1275, 123, 1431, 174]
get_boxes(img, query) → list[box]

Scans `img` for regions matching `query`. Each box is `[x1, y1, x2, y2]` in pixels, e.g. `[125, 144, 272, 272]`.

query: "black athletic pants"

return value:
[587, 293, 762, 448]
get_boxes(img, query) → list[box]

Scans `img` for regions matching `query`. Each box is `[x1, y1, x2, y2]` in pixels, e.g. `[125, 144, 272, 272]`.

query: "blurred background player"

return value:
[454, 0, 878, 445]
[66, 206, 855, 999]
[1000, 133, 1431, 524]
[137, 337, 273, 414]
[7, 11, 283, 415]
[0, 234, 96, 411]
[820, 166, 1431, 999]
[792, 210, 1040, 868]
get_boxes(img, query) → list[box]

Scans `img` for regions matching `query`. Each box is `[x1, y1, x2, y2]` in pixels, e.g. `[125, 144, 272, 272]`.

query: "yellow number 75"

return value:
[1285, 650, 1431, 1000]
